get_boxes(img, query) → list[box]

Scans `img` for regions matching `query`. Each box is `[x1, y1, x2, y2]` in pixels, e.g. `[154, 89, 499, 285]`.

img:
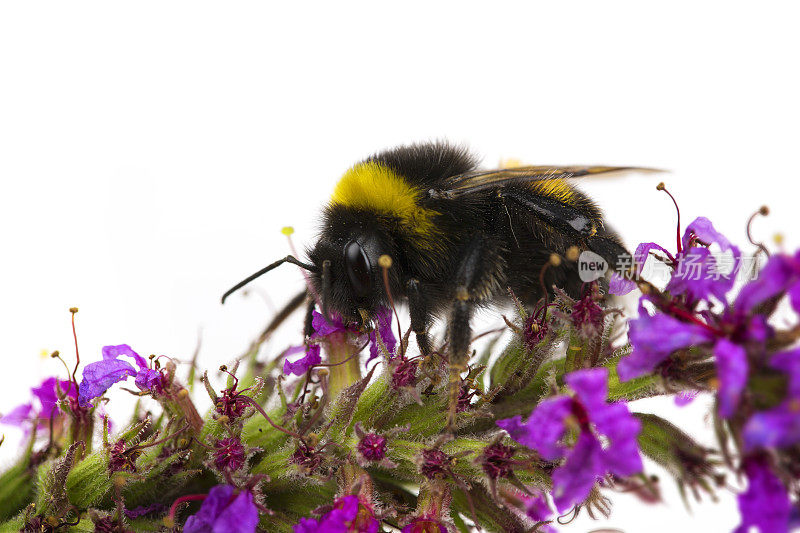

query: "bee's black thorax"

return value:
[308, 141, 628, 325]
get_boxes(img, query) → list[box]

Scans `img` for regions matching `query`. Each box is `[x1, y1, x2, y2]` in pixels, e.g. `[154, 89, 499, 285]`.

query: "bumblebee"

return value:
[222, 142, 638, 426]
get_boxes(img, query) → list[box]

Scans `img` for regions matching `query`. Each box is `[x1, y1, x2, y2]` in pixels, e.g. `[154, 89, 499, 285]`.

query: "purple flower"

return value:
[78, 344, 162, 406]
[32, 377, 77, 419]
[743, 348, 800, 450]
[522, 491, 554, 522]
[609, 272, 636, 295]
[570, 290, 605, 337]
[617, 302, 716, 381]
[498, 368, 643, 512]
[183, 485, 259, 533]
[367, 307, 396, 363]
[734, 251, 800, 314]
[0, 403, 34, 428]
[212, 437, 247, 472]
[666, 217, 740, 303]
[312, 311, 348, 337]
[357, 432, 388, 462]
[714, 339, 748, 418]
[391, 357, 418, 389]
[293, 495, 379, 533]
[497, 396, 572, 461]
[287, 308, 396, 375]
[283, 344, 322, 376]
[734, 458, 791, 533]
[480, 442, 516, 480]
[618, 305, 756, 419]
[609, 242, 672, 296]
[1, 377, 77, 430]
[418, 448, 451, 481]
[610, 218, 740, 303]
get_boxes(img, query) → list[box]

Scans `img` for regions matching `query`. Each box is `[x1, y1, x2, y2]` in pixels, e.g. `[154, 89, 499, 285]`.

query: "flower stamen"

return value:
[657, 182, 682, 253]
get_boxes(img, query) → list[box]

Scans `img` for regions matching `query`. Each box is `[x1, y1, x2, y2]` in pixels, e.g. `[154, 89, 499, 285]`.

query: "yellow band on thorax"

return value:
[331, 162, 440, 242]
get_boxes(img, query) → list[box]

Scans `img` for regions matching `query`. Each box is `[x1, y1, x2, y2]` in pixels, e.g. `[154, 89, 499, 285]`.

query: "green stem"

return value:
[326, 331, 361, 398]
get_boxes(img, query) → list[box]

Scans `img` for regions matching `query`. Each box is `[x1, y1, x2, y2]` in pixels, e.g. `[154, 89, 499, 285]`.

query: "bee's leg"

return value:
[447, 290, 474, 431]
[406, 278, 432, 357]
[303, 297, 316, 338]
[446, 235, 504, 431]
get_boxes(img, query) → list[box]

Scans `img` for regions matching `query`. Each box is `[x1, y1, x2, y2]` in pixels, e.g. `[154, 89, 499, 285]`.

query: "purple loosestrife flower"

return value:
[618, 248, 800, 419]
[505, 490, 556, 532]
[293, 495, 379, 533]
[734, 457, 791, 533]
[743, 348, 800, 450]
[666, 217, 740, 303]
[617, 301, 717, 381]
[479, 442, 516, 480]
[312, 309, 353, 337]
[78, 344, 162, 407]
[283, 344, 322, 377]
[610, 217, 740, 303]
[367, 306, 396, 363]
[357, 432, 387, 462]
[183, 484, 259, 533]
[1, 377, 77, 430]
[713, 339, 749, 418]
[619, 304, 755, 418]
[734, 250, 800, 314]
[497, 368, 643, 512]
[285, 308, 396, 375]
[610, 241, 673, 296]
[212, 437, 247, 472]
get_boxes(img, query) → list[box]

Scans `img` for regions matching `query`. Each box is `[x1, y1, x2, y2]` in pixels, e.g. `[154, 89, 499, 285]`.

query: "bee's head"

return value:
[307, 213, 399, 326]
[220, 211, 402, 328]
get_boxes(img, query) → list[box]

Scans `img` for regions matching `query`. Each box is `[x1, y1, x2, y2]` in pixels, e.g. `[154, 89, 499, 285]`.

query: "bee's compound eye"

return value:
[344, 241, 372, 298]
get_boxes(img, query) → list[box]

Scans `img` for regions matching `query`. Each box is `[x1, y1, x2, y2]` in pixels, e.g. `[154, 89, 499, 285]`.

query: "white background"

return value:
[1, 2, 799, 531]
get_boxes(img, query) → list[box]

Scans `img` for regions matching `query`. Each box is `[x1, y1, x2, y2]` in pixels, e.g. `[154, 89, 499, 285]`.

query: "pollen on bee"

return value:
[549, 254, 562, 267]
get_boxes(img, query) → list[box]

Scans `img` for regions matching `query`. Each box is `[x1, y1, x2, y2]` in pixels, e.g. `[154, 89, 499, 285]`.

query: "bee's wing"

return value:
[431, 165, 660, 199]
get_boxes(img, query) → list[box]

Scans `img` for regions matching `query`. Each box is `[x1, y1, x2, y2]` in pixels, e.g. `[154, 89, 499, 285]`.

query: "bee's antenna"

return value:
[220, 255, 318, 305]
